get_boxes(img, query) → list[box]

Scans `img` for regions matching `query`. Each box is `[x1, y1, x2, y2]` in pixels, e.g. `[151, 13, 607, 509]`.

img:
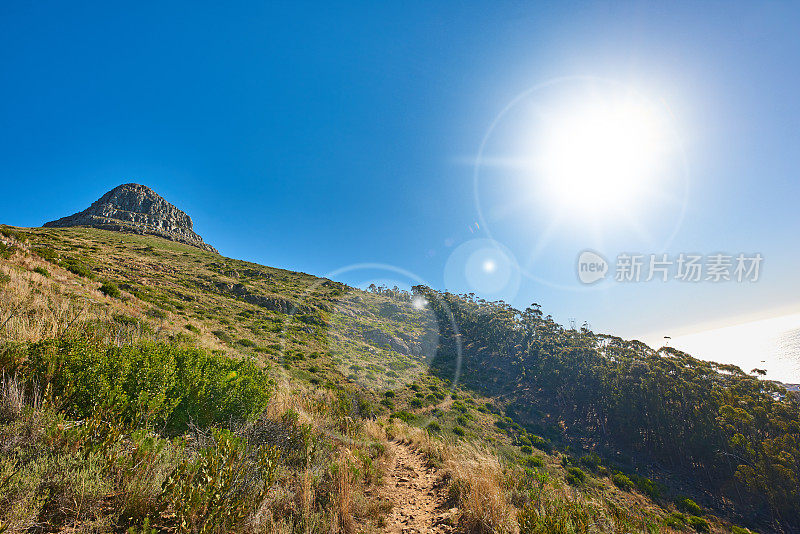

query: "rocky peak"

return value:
[44, 183, 218, 253]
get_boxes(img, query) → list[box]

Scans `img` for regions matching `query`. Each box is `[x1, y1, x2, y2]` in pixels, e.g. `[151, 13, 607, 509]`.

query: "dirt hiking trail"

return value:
[383, 439, 458, 534]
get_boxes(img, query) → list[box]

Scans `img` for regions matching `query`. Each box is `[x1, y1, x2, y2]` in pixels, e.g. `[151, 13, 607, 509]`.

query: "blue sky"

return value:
[2, 1, 800, 357]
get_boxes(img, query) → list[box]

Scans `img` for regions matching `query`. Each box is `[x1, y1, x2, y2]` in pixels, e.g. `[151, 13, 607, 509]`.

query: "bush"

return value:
[688, 516, 710, 532]
[452, 425, 465, 437]
[665, 512, 687, 528]
[677, 497, 703, 515]
[612, 472, 634, 491]
[162, 430, 279, 533]
[33, 266, 50, 277]
[390, 411, 415, 424]
[579, 452, 601, 470]
[33, 246, 58, 262]
[426, 421, 441, 433]
[100, 282, 121, 298]
[524, 456, 543, 468]
[384, 390, 395, 398]
[17, 336, 272, 432]
[529, 434, 552, 453]
[520, 445, 533, 455]
[63, 258, 93, 278]
[0, 242, 14, 259]
[633, 474, 661, 499]
[565, 466, 586, 485]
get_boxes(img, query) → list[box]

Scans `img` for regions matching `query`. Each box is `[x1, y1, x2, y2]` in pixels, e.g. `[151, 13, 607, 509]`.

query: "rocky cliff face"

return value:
[44, 183, 218, 253]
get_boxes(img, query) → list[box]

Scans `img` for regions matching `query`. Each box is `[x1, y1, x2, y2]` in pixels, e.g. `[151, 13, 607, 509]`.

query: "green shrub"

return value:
[529, 434, 552, 453]
[665, 512, 687, 528]
[688, 516, 710, 532]
[524, 456, 543, 468]
[410, 398, 423, 408]
[162, 430, 279, 533]
[0, 242, 14, 259]
[33, 266, 50, 277]
[100, 282, 121, 298]
[612, 472, 634, 491]
[18, 337, 272, 432]
[63, 258, 93, 278]
[426, 421, 441, 433]
[33, 246, 58, 262]
[391, 411, 415, 424]
[452, 425, 465, 437]
[0, 273, 10, 286]
[380, 398, 395, 410]
[677, 497, 702, 515]
[185, 323, 200, 334]
[579, 452, 601, 470]
[520, 445, 533, 455]
[565, 466, 586, 485]
[384, 390, 395, 398]
[631, 474, 661, 499]
[452, 401, 468, 413]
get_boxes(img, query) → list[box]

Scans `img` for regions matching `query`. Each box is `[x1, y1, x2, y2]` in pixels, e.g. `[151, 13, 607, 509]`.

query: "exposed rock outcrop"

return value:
[44, 183, 217, 253]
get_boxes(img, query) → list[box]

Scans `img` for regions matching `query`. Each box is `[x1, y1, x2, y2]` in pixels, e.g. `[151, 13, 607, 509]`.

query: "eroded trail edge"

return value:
[383, 439, 457, 534]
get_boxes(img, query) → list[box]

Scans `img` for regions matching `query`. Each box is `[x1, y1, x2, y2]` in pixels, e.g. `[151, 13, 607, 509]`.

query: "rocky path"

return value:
[383, 440, 457, 534]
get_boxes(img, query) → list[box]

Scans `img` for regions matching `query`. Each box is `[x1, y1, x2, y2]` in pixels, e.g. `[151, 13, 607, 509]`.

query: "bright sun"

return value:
[537, 95, 667, 217]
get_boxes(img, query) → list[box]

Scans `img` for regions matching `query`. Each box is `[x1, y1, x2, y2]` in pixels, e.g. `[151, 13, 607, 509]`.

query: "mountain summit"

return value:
[43, 183, 218, 253]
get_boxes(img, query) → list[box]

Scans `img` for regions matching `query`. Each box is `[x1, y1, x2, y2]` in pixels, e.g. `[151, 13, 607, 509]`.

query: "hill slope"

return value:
[0, 224, 795, 534]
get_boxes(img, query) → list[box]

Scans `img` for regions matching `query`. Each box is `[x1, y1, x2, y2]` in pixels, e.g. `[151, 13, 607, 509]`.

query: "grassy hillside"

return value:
[0, 225, 787, 534]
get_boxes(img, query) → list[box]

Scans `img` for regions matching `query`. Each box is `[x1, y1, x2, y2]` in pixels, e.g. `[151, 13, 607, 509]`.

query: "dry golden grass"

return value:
[0, 245, 236, 357]
[446, 448, 519, 534]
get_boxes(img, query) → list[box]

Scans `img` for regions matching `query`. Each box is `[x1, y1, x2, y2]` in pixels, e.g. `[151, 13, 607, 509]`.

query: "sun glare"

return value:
[537, 96, 667, 217]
